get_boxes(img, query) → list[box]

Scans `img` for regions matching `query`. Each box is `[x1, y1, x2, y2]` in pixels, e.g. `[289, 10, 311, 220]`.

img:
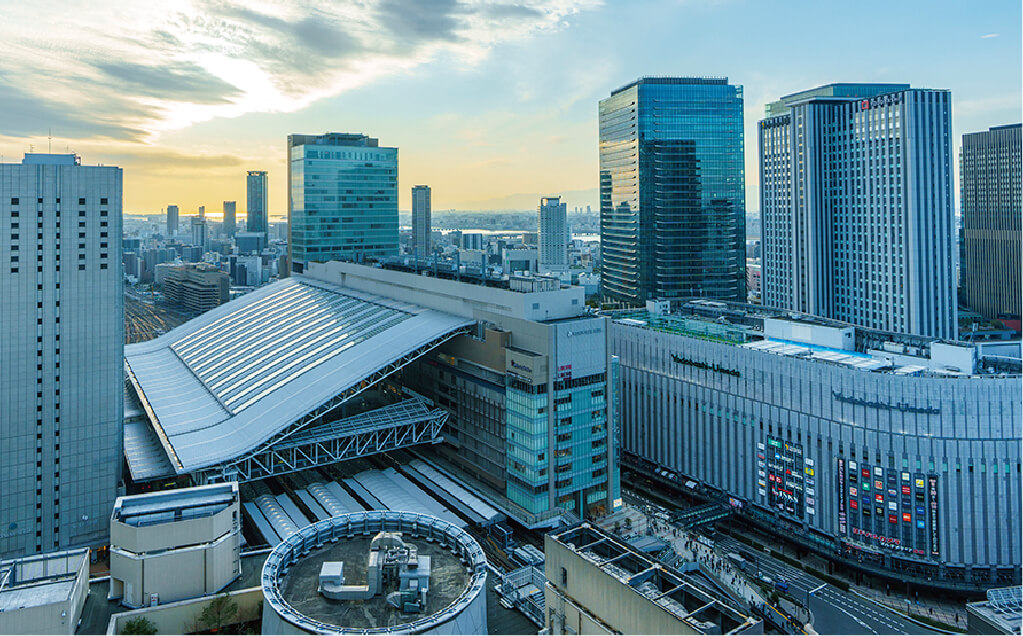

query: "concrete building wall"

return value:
[544, 535, 700, 635]
[110, 492, 241, 608]
[306, 261, 585, 322]
[107, 587, 263, 635]
[0, 155, 123, 557]
[0, 548, 90, 635]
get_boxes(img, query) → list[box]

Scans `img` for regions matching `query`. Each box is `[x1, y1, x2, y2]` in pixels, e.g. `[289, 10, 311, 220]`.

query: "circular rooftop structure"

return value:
[261, 511, 488, 635]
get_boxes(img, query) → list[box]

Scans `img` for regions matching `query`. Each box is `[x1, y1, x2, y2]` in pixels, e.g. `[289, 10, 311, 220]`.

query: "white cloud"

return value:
[0, 0, 600, 141]
[980, 33, 1000, 38]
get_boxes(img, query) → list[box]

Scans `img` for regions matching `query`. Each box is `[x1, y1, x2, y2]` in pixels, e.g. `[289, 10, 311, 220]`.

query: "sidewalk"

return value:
[853, 584, 963, 631]
[645, 516, 804, 631]
[725, 523, 966, 631]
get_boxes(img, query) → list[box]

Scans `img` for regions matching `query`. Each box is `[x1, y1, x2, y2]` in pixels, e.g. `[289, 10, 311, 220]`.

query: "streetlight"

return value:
[807, 583, 827, 610]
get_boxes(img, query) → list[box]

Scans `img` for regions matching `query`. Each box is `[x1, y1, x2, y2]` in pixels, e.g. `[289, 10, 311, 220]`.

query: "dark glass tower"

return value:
[961, 123, 1021, 320]
[599, 77, 745, 305]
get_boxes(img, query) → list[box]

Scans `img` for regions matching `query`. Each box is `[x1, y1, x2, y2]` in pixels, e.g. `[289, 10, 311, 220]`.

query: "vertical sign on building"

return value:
[837, 458, 847, 535]
[928, 475, 940, 557]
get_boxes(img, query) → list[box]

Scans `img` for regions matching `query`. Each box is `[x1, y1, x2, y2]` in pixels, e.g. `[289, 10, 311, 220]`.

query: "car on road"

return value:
[774, 580, 789, 592]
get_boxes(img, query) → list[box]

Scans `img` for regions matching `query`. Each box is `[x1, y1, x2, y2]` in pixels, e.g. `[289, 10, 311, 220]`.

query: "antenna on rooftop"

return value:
[48, 128, 52, 153]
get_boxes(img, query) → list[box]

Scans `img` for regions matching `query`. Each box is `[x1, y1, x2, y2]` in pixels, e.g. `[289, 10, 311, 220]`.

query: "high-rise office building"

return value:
[0, 153, 123, 557]
[191, 216, 207, 253]
[287, 133, 398, 273]
[246, 170, 268, 236]
[222, 200, 237, 237]
[198, 205, 205, 221]
[599, 77, 746, 306]
[960, 123, 1022, 320]
[538, 196, 568, 273]
[411, 185, 432, 258]
[167, 204, 179, 236]
[759, 84, 956, 339]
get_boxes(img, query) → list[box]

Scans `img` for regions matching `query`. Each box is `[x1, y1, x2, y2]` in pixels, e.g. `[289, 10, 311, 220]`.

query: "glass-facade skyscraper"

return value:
[759, 84, 957, 339]
[287, 133, 398, 273]
[599, 77, 746, 306]
[222, 200, 236, 237]
[411, 185, 431, 259]
[246, 170, 268, 236]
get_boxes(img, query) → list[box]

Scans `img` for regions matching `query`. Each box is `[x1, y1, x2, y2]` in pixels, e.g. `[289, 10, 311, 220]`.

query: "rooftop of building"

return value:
[966, 122, 1023, 135]
[764, 82, 913, 117]
[610, 76, 730, 96]
[967, 586, 1022, 634]
[263, 512, 487, 634]
[607, 300, 1022, 378]
[549, 523, 757, 634]
[112, 483, 238, 527]
[124, 274, 472, 477]
[278, 535, 467, 630]
[0, 548, 88, 612]
[288, 132, 382, 148]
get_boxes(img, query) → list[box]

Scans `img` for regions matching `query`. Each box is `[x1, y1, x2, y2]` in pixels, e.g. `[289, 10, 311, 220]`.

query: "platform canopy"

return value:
[124, 276, 473, 478]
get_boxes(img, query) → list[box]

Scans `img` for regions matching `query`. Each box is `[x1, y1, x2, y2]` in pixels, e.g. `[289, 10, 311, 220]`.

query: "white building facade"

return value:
[0, 154, 123, 558]
[760, 85, 957, 339]
[538, 196, 568, 273]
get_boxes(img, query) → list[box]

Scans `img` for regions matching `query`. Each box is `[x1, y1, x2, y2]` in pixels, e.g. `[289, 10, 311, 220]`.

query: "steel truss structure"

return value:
[194, 398, 448, 484]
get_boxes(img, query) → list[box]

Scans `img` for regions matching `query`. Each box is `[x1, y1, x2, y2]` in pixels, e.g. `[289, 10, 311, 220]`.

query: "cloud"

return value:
[980, 33, 999, 38]
[93, 61, 241, 105]
[0, 73, 149, 141]
[98, 149, 245, 171]
[0, 1, 599, 142]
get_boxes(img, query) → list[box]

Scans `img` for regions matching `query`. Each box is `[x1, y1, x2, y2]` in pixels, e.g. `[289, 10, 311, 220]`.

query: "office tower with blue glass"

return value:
[166, 204, 179, 236]
[246, 170, 268, 236]
[538, 196, 568, 273]
[960, 123, 1021, 320]
[0, 153, 123, 558]
[599, 77, 746, 306]
[412, 185, 432, 259]
[287, 133, 398, 274]
[760, 84, 957, 339]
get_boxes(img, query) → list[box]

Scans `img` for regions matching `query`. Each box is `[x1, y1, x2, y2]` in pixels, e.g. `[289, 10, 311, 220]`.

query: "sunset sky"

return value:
[0, 0, 1018, 216]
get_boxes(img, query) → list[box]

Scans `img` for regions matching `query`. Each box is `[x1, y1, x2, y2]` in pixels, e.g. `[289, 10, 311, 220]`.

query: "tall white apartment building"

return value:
[538, 195, 568, 273]
[412, 185, 432, 258]
[759, 84, 956, 339]
[0, 154, 123, 558]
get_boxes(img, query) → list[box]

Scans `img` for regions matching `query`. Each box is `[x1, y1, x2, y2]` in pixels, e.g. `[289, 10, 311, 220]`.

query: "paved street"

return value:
[716, 536, 935, 635]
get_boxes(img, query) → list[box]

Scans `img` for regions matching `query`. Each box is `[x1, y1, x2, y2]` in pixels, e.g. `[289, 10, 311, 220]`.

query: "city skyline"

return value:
[0, 0, 1018, 215]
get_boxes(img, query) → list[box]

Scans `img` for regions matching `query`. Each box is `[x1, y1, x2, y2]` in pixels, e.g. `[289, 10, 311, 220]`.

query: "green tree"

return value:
[197, 594, 238, 633]
[122, 616, 158, 635]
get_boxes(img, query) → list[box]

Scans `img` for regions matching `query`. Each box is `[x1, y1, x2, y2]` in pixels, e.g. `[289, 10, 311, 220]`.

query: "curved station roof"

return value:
[124, 276, 473, 477]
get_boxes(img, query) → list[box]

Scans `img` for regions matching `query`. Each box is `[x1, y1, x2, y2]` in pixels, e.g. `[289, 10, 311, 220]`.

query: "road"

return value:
[716, 535, 935, 635]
